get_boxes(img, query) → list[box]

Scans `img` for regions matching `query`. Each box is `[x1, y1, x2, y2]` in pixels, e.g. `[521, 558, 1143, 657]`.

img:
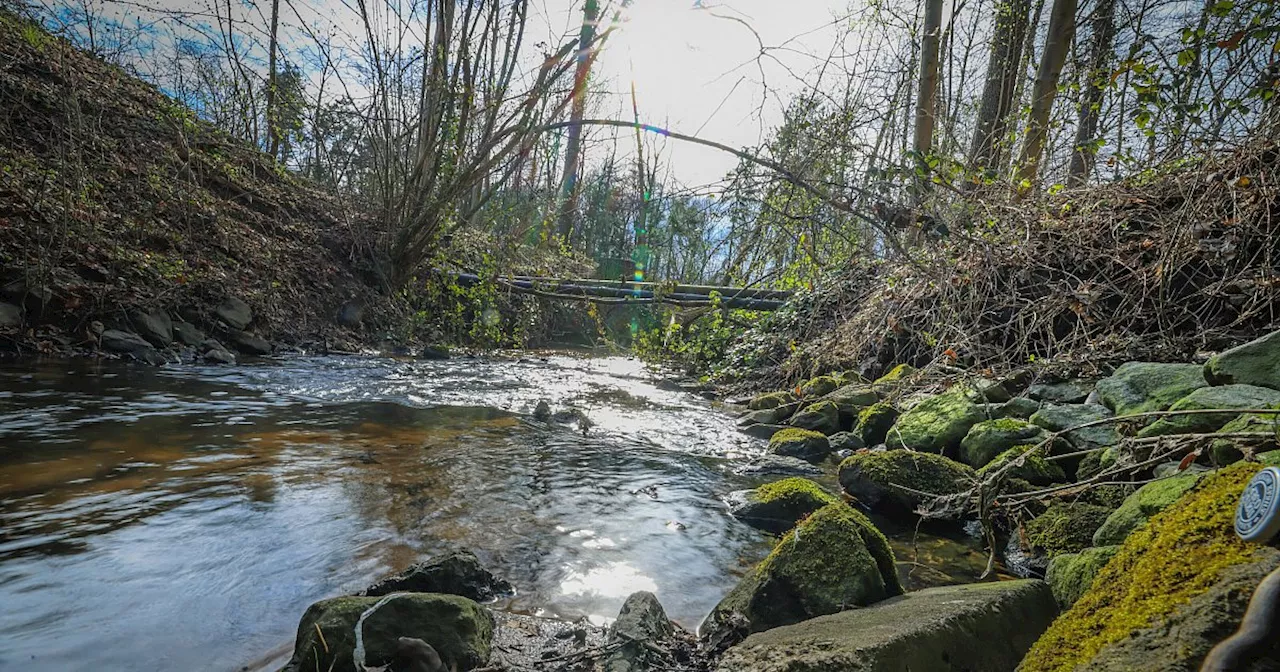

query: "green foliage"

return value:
[634, 298, 760, 376]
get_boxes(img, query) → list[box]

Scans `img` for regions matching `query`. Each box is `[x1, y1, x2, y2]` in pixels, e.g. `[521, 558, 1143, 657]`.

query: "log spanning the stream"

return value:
[450, 272, 793, 310]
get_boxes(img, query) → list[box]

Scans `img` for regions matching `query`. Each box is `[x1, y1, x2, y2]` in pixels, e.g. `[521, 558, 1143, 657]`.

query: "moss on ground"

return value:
[1020, 462, 1265, 672]
[755, 477, 840, 507]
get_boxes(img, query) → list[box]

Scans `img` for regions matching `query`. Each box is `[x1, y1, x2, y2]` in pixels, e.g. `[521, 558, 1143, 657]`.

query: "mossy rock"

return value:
[1030, 403, 1119, 452]
[1094, 362, 1208, 417]
[748, 391, 797, 411]
[1023, 502, 1113, 558]
[838, 450, 974, 515]
[1046, 546, 1119, 609]
[1204, 328, 1280, 390]
[833, 370, 869, 386]
[1019, 462, 1280, 672]
[960, 418, 1047, 468]
[727, 478, 841, 535]
[827, 431, 864, 453]
[1136, 384, 1280, 438]
[885, 386, 985, 454]
[767, 428, 831, 463]
[1209, 408, 1280, 465]
[826, 384, 880, 428]
[701, 503, 903, 643]
[1091, 471, 1203, 546]
[283, 593, 494, 672]
[872, 363, 916, 388]
[789, 400, 841, 435]
[1028, 380, 1095, 404]
[976, 445, 1066, 486]
[800, 375, 841, 398]
[995, 396, 1044, 420]
[855, 401, 899, 446]
[716, 580, 1057, 672]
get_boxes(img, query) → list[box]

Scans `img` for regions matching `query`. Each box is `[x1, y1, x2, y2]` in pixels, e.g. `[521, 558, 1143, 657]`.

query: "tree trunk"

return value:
[913, 0, 945, 165]
[266, 0, 281, 161]
[555, 0, 600, 243]
[1066, 0, 1116, 186]
[1015, 0, 1077, 189]
[968, 0, 1031, 175]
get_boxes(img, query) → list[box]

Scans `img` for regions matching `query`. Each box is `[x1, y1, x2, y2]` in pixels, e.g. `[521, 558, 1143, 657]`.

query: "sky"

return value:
[511, 0, 856, 189]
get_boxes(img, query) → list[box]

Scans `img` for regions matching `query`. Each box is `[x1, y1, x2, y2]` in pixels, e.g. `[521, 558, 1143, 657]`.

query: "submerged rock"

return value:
[1045, 546, 1119, 609]
[701, 503, 902, 647]
[727, 478, 841, 534]
[1205, 328, 1280, 390]
[838, 450, 974, 515]
[1091, 471, 1203, 546]
[1020, 462, 1280, 672]
[1137, 384, 1280, 438]
[362, 548, 513, 602]
[1095, 362, 1209, 417]
[716, 580, 1057, 672]
[960, 418, 1048, 468]
[885, 386, 985, 453]
[733, 454, 823, 477]
[767, 428, 831, 463]
[282, 593, 494, 672]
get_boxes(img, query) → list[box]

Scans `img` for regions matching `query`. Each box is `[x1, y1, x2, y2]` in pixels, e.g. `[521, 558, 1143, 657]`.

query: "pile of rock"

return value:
[94, 296, 273, 365]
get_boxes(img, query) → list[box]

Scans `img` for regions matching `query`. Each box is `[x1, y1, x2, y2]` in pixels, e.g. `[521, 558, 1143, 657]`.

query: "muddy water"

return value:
[0, 354, 990, 671]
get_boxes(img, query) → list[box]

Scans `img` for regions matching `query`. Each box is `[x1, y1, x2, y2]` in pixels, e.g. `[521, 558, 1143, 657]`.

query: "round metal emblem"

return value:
[1235, 467, 1280, 543]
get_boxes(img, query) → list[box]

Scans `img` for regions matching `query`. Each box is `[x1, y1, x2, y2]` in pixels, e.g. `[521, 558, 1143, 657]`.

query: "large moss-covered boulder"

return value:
[767, 428, 831, 463]
[748, 391, 797, 410]
[1204, 328, 1280, 390]
[960, 418, 1048, 468]
[788, 400, 841, 435]
[1024, 502, 1113, 558]
[1091, 471, 1203, 546]
[716, 580, 1057, 672]
[800, 375, 841, 398]
[1095, 362, 1209, 417]
[1046, 546, 1119, 609]
[727, 478, 841, 534]
[1019, 462, 1280, 672]
[1136, 384, 1280, 438]
[885, 386, 985, 453]
[855, 401, 899, 446]
[701, 503, 902, 645]
[977, 445, 1066, 486]
[1030, 404, 1119, 452]
[283, 593, 494, 672]
[838, 450, 974, 514]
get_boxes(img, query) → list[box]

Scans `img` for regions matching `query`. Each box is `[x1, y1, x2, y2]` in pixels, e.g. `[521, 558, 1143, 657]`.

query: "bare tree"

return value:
[1015, 0, 1077, 188]
[913, 0, 945, 169]
[555, 0, 601, 243]
[968, 0, 1031, 176]
[1067, 0, 1116, 186]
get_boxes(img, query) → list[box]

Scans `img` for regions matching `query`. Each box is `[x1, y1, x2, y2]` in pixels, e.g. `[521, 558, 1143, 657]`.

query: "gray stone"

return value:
[172, 321, 205, 346]
[604, 592, 676, 672]
[130, 308, 173, 346]
[0, 302, 22, 327]
[228, 330, 271, 356]
[739, 423, 790, 441]
[1031, 403, 1119, 451]
[827, 431, 865, 452]
[788, 401, 841, 435]
[1205, 328, 1280, 391]
[715, 580, 1057, 672]
[996, 397, 1043, 419]
[1028, 380, 1095, 404]
[739, 402, 800, 427]
[1095, 362, 1209, 416]
[282, 593, 494, 672]
[768, 429, 832, 463]
[363, 548, 513, 602]
[421, 345, 451, 360]
[203, 348, 236, 365]
[100, 329, 154, 355]
[732, 454, 823, 477]
[1137, 384, 1280, 438]
[214, 296, 252, 330]
[959, 419, 1047, 468]
[337, 299, 364, 327]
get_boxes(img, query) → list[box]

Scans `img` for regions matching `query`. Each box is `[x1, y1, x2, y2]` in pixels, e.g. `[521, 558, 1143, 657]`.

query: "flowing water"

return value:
[0, 354, 991, 672]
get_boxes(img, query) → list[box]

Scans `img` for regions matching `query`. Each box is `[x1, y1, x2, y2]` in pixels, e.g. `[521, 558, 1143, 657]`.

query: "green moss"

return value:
[1046, 546, 1120, 608]
[1209, 407, 1280, 465]
[768, 428, 831, 462]
[1020, 462, 1265, 672]
[886, 386, 985, 453]
[759, 503, 904, 600]
[855, 401, 899, 445]
[1095, 362, 1208, 417]
[873, 364, 916, 387]
[1137, 384, 1280, 438]
[771, 428, 825, 445]
[755, 477, 840, 507]
[838, 450, 975, 514]
[959, 419, 1046, 467]
[1024, 502, 1113, 557]
[1091, 471, 1203, 546]
[976, 445, 1065, 486]
[749, 391, 797, 410]
[801, 375, 841, 397]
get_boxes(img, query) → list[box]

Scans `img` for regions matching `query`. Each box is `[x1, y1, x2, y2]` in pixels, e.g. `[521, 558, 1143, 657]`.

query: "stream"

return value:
[0, 354, 991, 671]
